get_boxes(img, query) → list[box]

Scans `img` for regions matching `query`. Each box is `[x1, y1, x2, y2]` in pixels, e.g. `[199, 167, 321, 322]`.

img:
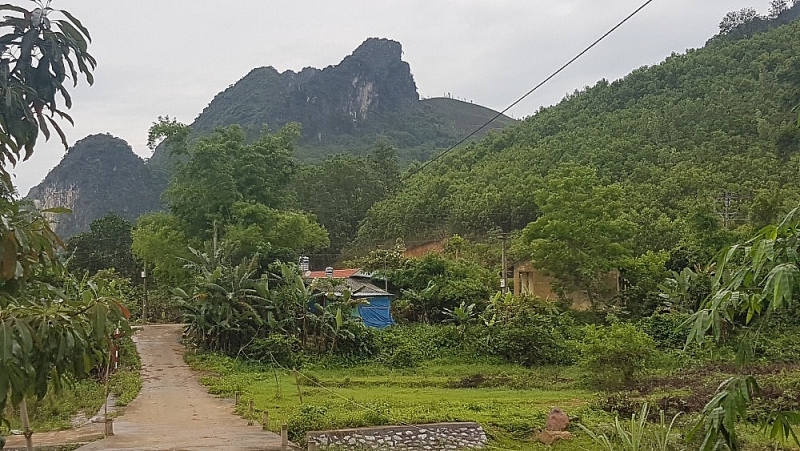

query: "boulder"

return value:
[537, 430, 572, 445]
[545, 408, 570, 431]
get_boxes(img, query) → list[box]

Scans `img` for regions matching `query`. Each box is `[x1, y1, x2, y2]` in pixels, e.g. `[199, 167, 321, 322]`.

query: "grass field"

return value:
[186, 353, 625, 450]
[186, 351, 800, 450]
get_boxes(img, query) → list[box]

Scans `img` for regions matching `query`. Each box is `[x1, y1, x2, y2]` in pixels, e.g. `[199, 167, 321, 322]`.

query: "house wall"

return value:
[514, 262, 618, 310]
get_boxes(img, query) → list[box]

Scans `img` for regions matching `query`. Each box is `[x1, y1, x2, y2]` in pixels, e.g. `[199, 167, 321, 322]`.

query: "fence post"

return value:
[262, 411, 269, 430]
[281, 423, 288, 448]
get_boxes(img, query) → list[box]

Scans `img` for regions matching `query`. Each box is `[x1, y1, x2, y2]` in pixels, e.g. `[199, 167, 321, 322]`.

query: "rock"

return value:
[545, 408, 570, 431]
[537, 430, 573, 445]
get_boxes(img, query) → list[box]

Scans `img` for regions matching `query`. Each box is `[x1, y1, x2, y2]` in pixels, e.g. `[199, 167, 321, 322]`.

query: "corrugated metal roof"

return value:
[305, 268, 361, 279]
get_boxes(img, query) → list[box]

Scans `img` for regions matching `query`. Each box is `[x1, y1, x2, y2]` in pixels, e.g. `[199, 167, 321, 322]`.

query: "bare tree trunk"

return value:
[19, 399, 33, 451]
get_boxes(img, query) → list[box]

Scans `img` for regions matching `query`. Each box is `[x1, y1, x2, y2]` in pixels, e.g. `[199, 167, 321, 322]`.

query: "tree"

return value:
[685, 206, 800, 450]
[519, 165, 634, 302]
[0, 1, 95, 186]
[67, 213, 138, 280]
[225, 201, 329, 261]
[769, 0, 789, 19]
[294, 142, 400, 263]
[719, 8, 760, 35]
[131, 212, 193, 288]
[164, 124, 299, 239]
[0, 199, 130, 430]
[0, 2, 128, 440]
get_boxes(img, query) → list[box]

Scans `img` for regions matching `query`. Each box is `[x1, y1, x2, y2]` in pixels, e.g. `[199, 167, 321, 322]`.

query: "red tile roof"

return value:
[305, 268, 361, 279]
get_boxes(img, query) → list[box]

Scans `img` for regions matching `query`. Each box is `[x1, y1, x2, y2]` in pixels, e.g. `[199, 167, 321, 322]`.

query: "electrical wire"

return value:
[404, 0, 659, 180]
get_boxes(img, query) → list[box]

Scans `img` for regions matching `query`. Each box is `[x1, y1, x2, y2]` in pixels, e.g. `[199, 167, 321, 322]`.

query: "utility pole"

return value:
[141, 259, 148, 325]
[499, 232, 511, 294]
[714, 192, 742, 229]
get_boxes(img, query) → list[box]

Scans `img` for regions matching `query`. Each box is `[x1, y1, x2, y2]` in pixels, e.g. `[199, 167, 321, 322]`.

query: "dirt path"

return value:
[75, 324, 287, 451]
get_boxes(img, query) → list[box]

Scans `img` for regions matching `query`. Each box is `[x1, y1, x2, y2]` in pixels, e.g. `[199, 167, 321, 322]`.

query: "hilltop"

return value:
[27, 134, 165, 238]
[149, 38, 514, 170]
[356, 7, 800, 260]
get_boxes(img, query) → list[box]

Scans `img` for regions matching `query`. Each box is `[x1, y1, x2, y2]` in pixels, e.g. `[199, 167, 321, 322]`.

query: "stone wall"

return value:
[306, 422, 487, 450]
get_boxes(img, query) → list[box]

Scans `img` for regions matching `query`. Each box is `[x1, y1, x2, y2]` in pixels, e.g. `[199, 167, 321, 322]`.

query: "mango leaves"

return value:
[686, 207, 800, 450]
[0, 2, 96, 182]
[0, 198, 130, 426]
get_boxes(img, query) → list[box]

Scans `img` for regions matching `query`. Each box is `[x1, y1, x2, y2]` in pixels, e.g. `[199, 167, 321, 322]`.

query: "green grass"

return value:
[186, 353, 608, 450]
[186, 352, 800, 450]
[1, 336, 142, 433]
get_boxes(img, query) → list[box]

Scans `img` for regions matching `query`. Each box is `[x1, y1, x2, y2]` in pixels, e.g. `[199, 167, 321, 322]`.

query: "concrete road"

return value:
[76, 324, 288, 451]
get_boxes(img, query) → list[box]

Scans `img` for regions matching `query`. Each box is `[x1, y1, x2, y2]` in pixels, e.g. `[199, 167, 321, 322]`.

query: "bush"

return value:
[582, 322, 657, 389]
[333, 323, 380, 361]
[637, 313, 690, 350]
[488, 310, 578, 367]
[246, 335, 303, 368]
[380, 342, 423, 369]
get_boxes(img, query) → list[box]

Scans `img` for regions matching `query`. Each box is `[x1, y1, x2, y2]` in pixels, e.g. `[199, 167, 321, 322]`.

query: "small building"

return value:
[304, 269, 395, 329]
[513, 260, 620, 310]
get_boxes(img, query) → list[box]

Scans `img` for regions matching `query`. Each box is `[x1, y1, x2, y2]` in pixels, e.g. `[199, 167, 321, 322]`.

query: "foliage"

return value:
[131, 212, 193, 288]
[579, 403, 682, 451]
[636, 313, 691, 350]
[174, 245, 269, 354]
[0, 0, 95, 182]
[483, 292, 579, 367]
[67, 213, 138, 280]
[225, 201, 328, 261]
[520, 164, 634, 302]
[581, 321, 658, 389]
[164, 124, 299, 240]
[0, 265, 131, 426]
[245, 335, 303, 368]
[684, 206, 800, 450]
[356, 16, 800, 311]
[293, 142, 400, 264]
[176, 242, 364, 361]
[388, 253, 496, 322]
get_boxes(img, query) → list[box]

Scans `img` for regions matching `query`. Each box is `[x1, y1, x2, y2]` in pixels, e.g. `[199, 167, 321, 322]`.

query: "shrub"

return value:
[380, 342, 423, 369]
[636, 313, 690, 350]
[333, 323, 379, 361]
[488, 310, 578, 367]
[582, 322, 657, 389]
[246, 335, 303, 368]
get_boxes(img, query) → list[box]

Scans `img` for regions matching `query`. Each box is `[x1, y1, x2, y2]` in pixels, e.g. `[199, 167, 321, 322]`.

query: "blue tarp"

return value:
[357, 296, 394, 329]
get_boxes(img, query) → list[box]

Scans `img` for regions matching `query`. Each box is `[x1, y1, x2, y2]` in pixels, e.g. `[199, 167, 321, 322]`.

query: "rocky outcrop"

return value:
[26, 134, 165, 238]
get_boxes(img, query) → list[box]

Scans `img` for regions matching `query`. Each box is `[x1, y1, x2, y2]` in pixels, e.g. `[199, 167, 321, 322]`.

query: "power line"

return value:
[404, 0, 659, 180]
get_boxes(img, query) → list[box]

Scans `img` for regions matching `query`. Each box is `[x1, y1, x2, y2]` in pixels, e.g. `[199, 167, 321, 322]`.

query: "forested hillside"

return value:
[356, 10, 800, 272]
[26, 134, 165, 238]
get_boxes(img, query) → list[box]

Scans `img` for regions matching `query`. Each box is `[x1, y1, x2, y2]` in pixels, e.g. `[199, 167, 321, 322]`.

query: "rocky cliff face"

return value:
[150, 37, 513, 168]
[189, 38, 419, 142]
[26, 134, 165, 238]
[28, 38, 514, 237]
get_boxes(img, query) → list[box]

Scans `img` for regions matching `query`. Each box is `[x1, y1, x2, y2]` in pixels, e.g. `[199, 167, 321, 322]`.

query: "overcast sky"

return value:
[11, 0, 762, 196]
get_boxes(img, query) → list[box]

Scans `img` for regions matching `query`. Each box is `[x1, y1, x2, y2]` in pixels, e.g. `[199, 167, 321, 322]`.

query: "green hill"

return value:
[26, 134, 166, 238]
[355, 7, 800, 263]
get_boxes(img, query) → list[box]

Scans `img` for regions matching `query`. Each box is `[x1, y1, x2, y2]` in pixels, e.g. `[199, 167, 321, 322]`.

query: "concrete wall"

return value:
[307, 422, 487, 450]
